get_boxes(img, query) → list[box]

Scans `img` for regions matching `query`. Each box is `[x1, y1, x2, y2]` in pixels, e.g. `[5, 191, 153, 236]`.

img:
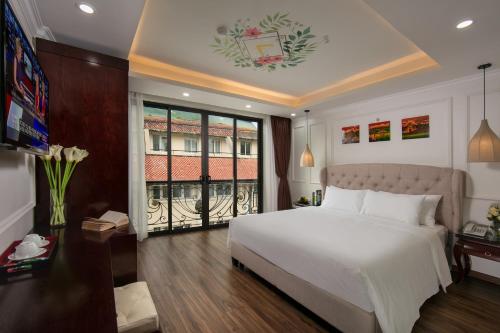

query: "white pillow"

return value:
[360, 190, 425, 226]
[420, 195, 442, 226]
[321, 186, 366, 213]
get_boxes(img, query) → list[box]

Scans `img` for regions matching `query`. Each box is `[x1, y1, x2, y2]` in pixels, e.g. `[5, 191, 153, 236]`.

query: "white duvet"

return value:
[228, 207, 452, 333]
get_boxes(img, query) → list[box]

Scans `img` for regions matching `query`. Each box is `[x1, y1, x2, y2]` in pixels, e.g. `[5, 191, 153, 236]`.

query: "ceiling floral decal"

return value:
[210, 12, 327, 72]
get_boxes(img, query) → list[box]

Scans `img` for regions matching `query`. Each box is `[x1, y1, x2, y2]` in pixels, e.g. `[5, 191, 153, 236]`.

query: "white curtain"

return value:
[263, 115, 278, 212]
[128, 92, 148, 241]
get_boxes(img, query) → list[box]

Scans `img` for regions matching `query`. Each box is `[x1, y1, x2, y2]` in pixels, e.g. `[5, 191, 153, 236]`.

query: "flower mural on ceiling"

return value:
[210, 12, 327, 72]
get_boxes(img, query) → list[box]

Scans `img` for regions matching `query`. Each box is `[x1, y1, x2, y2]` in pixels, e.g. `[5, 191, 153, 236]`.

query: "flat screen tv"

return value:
[0, 0, 49, 154]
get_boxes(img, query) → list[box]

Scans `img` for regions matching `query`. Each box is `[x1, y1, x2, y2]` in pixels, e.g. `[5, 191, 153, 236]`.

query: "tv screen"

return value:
[1, 0, 49, 153]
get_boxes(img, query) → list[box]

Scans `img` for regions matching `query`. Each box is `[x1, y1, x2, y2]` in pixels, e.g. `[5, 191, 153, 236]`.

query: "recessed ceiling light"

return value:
[291, 113, 296, 117]
[182, 92, 190, 97]
[77, 3, 95, 14]
[456, 19, 473, 29]
[245, 104, 252, 109]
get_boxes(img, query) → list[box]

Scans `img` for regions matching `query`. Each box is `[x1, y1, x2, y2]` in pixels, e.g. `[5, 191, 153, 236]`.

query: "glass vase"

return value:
[50, 189, 66, 228]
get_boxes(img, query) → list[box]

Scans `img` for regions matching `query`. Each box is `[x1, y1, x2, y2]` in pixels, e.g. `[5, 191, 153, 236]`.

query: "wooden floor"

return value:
[138, 228, 500, 333]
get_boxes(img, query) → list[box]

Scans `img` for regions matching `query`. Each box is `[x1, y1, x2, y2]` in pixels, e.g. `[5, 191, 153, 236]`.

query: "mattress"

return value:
[424, 224, 448, 249]
[228, 207, 449, 314]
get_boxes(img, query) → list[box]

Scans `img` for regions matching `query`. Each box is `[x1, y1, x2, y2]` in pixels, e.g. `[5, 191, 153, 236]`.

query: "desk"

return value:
[0, 222, 137, 333]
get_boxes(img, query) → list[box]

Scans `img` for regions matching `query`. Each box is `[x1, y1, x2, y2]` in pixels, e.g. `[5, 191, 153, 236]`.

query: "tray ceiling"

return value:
[130, 0, 437, 106]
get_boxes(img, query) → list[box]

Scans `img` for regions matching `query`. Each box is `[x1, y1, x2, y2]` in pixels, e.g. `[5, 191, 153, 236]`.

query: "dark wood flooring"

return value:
[138, 228, 500, 333]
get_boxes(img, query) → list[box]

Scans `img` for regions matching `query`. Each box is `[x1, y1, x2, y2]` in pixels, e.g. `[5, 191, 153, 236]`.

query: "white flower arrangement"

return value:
[39, 145, 89, 227]
[487, 203, 500, 222]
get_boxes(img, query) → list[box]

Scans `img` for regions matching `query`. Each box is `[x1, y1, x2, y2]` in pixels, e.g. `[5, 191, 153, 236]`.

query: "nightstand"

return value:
[292, 202, 311, 209]
[453, 233, 500, 283]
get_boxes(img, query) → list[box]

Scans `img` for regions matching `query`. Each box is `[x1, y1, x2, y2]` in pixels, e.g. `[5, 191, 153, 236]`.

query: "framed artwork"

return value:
[402, 115, 429, 140]
[368, 121, 391, 142]
[341, 125, 360, 144]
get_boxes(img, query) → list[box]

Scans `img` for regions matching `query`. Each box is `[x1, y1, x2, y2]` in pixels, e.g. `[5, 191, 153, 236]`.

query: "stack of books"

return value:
[82, 210, 129, 232]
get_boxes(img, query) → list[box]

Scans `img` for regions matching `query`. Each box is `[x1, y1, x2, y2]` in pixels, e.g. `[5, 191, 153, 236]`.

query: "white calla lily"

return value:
[73, 148, 89, 163]
[63, 147, 77, 162]
[50, 145, 63, 161]
[39, 153, 53, 161]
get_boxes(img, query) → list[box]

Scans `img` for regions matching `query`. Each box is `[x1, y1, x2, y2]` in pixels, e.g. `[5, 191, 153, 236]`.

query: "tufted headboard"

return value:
[320, 164, 465, 233]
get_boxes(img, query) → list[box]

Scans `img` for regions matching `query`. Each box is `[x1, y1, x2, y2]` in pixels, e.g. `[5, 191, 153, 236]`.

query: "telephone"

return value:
[463, 222, 489, 237]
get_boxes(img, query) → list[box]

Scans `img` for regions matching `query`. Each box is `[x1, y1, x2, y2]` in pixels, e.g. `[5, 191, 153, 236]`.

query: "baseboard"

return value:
[451, 265, 500, 285]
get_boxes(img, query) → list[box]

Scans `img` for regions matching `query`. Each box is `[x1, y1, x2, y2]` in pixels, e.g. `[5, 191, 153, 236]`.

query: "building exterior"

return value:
[144, 112, 259, 232]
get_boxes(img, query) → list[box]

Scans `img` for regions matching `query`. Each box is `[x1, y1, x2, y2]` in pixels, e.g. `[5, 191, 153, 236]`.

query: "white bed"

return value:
[229, 164, 465, 333]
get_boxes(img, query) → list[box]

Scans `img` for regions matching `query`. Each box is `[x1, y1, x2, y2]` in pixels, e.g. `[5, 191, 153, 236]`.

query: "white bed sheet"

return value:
[228, 207, 452, 333]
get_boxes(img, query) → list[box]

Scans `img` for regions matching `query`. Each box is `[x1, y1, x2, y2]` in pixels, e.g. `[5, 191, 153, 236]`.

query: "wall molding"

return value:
[329, 97, 453, 167]
[0, 200, 35, 235]
[465, 89, 500, 200]
[309, 122, 326, 184]
[314, 68, 500, 119]
[10, 0, 55, 46]
[291, 124, 306, 183]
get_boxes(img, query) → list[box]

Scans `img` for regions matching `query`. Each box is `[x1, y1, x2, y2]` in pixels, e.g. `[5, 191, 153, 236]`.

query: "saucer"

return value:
[36, 239, 50, 247]
[8, 247, 47, 261]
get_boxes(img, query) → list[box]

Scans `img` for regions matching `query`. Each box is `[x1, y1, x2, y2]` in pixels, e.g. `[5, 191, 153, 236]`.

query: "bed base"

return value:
[230, 240, 381, 333]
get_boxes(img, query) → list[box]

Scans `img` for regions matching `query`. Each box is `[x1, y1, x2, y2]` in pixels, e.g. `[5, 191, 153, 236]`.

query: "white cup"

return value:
[14, 241, 40, 258]
[23, 234, 46, 247]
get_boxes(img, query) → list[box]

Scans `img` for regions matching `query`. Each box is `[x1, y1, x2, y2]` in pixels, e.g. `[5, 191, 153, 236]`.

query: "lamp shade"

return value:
[300, 144, 315, 167]
[468, 119, 500, 162]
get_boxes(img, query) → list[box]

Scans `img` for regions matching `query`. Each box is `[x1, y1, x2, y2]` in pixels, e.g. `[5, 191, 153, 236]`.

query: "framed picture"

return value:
[342, 125, 360, 144]
[402, 115, 429, 140]
[368, 121, 390, 142]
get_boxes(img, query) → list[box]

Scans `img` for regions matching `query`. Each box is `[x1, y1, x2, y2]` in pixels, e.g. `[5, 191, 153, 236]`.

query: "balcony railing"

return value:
[146, 180, 258, 232]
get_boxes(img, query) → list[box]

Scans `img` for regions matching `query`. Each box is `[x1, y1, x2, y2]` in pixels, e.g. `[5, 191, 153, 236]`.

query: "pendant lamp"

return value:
[468, 63, 500, 162]
[300, 110, 315, 167]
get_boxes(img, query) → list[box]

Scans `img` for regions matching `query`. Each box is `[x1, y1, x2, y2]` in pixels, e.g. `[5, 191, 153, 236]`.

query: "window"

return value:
[162, 185, 168, 199]
[152, 133, 167, 151]
[152, 134, 160, 151]
[172, 186, 182, 198]
[209, 137, 221, 153]
[184, 186, 192, 199]
[161, 136, 167, 151]
[216, 184, 232, 196]
[184, 137, 198, 152]
[240, 140, 251, 155]
[153, 186, 161, 200]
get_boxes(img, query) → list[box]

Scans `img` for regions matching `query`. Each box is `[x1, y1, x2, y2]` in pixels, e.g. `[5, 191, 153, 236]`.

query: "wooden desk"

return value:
[0, 222, 137, 333]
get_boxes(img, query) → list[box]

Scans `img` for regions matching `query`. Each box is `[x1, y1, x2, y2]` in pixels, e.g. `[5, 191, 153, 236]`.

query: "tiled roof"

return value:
[144, 117, 257, 139]
[145, 155, 257, 181]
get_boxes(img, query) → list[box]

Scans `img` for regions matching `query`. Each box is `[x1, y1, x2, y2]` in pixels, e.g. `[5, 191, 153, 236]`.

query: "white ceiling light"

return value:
[77, 3, 95, 14]
[245, 104, 252, 109]
[182, 92, 190, 97]
[456, 19, 473, 29]
[291, 113, 296, 117]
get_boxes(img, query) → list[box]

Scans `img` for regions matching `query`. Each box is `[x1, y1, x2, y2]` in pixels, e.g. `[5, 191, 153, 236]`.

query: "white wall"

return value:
[0, 151, 36, 251]
[0, 1, 50, 252]
[291, 69, 500, 279]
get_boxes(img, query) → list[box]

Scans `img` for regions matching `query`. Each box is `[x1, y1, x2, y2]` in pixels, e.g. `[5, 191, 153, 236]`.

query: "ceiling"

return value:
[35, 0, 500, 116]
[37, 0, 145, 58]
[132, 0, 420, 96]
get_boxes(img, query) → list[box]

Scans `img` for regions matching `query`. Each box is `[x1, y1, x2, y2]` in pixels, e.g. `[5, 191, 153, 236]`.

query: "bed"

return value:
[228, 164, 465, 333]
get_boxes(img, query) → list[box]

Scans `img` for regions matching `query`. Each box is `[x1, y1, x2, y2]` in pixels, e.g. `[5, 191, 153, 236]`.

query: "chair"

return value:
[114, 281, 159, 333]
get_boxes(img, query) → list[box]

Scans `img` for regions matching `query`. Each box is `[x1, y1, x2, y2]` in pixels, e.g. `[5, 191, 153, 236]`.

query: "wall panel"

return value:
[290, 70, 500, 278]
[35, 39, 129, 224]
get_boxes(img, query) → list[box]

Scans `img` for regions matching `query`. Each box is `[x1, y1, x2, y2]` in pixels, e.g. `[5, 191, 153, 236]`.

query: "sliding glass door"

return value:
[144, 103, 263, 234]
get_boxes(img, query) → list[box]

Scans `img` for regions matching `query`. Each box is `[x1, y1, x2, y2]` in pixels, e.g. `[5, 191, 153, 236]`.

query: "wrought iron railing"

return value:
[146, 180, 258, 232]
